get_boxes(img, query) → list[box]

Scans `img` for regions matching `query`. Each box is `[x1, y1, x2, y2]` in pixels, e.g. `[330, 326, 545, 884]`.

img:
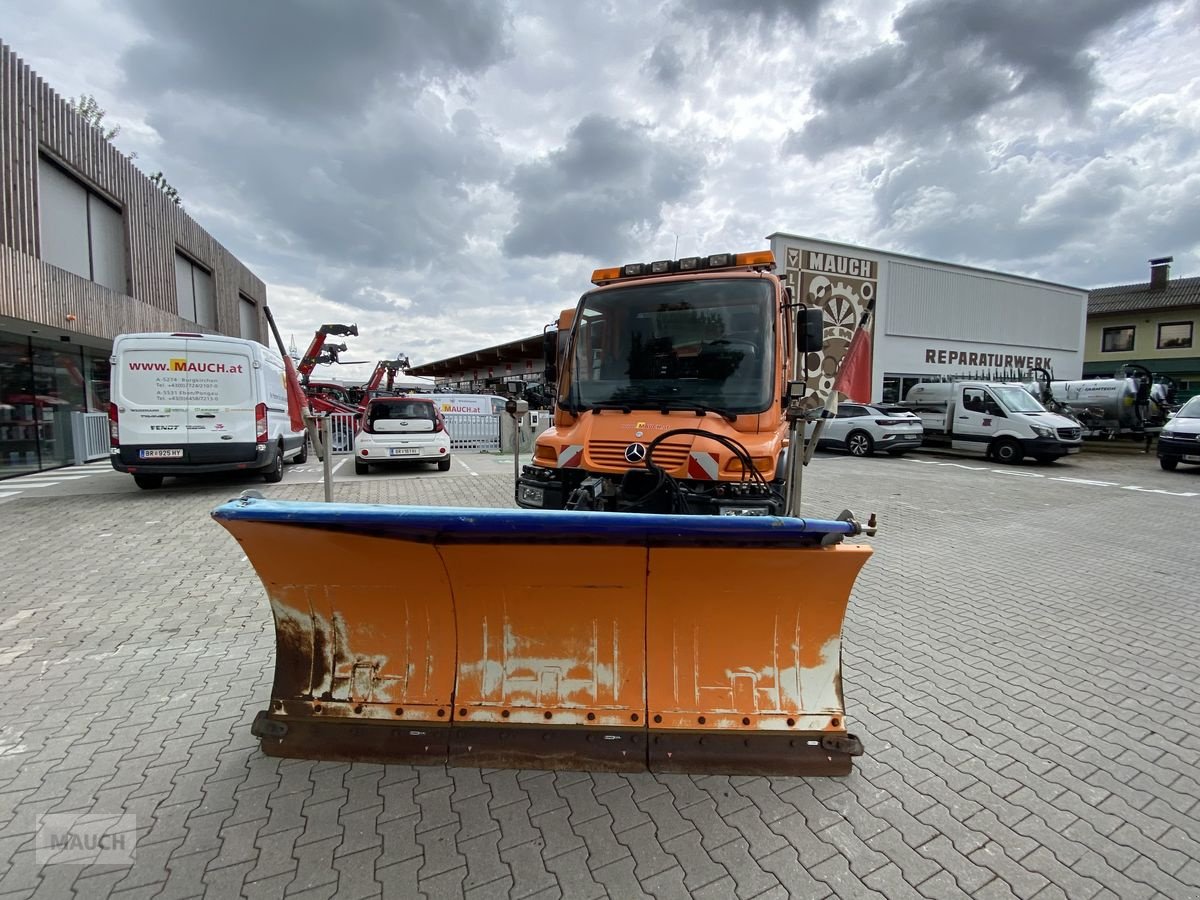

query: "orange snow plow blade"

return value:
[213, 497, 871, 776]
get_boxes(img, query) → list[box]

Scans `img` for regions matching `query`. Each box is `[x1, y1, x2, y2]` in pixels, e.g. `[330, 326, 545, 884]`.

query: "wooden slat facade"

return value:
[0, 40, 266, 343]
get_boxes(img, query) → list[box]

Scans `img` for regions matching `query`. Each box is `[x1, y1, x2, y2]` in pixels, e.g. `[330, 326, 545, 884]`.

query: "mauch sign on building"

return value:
[783, 248, 877, 398]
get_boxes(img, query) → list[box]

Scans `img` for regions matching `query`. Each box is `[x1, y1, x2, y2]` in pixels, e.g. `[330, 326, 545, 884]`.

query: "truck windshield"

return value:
[993, 385, 1046, 414]
[568, 278, 774, 415]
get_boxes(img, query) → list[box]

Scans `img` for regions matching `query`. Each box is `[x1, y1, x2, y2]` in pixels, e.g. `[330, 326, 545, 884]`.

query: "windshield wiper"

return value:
[658, 402, 737, 422]
[587, 401, 635, 414]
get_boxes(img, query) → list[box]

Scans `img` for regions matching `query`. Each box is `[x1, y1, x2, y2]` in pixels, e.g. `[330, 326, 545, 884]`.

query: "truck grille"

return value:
[587, 440, 690, 470]
[1057, 427, 1082, 441]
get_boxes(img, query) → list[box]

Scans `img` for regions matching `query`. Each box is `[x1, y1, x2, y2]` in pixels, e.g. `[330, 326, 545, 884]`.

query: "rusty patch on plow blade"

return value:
[214, 499, 873, 776]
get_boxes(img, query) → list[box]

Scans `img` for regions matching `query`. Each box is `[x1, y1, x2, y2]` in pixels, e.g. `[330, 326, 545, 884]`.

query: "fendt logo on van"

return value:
[126, 358, 245, 374]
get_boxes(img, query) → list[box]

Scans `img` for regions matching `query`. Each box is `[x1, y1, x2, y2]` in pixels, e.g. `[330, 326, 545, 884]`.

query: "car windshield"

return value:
[567, 278, 774, 414]
[1176, 396, 1200, 419]
[993, 385, 1046, 414]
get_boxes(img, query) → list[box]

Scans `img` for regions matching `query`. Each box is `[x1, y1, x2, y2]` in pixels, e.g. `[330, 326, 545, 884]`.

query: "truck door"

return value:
[114, 339, 192, 466]
[951, 387, 1006, 455]
[185, 340, 258, 464]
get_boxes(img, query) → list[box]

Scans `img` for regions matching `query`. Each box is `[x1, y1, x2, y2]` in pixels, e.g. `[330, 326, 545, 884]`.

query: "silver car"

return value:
[806, 403, 924, 457]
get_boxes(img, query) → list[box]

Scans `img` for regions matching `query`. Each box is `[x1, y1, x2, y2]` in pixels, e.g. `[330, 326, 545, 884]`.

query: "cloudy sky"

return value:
[6, 0, 1199, 369]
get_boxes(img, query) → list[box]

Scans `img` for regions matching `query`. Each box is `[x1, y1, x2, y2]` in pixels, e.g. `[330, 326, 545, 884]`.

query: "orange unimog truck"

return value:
[518, 250, 812, 516]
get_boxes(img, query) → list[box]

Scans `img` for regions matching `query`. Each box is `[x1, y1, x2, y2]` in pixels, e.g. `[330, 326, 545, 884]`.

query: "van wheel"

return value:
[846, 431, 874, 457]
[992, 438, 1024, 464]
[133, 474, 163, 490]
[1161, 457, 1179, 471]
[355, 459, 370, 475]
[438, 457, 452, 472]
[292, 440, 308, 465]
[263, 446, 284, 483]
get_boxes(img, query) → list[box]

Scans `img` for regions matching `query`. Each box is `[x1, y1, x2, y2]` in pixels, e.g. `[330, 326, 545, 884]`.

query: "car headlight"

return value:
[1031, 425, 1054, 438]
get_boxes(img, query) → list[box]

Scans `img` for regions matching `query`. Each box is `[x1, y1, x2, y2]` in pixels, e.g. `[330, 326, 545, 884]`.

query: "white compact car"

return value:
[354, 397, 452, 474]
[806, 402, 924, 457]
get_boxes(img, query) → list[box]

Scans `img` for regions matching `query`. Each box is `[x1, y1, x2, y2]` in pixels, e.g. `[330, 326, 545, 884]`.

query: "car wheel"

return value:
[992, 438, 1024, 464]
[1160, 457, 1179, 471]
[263, 445, 284, 483]
[437, 456, 452, 472]
[846, 430, 874, 457]
[292, 439, 308, 465]
[354, 459, 370, 475]
[133, 474, 163, 490]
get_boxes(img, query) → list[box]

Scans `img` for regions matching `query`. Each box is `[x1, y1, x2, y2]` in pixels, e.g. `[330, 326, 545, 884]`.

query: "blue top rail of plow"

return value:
[211, 497, 862, 548]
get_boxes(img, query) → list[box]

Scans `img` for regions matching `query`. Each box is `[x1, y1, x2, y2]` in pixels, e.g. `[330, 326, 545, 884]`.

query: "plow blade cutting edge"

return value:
[212, 497, 872, 776]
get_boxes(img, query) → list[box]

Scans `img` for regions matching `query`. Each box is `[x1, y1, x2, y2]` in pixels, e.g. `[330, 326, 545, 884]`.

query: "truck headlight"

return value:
[518, 484, 545, 507]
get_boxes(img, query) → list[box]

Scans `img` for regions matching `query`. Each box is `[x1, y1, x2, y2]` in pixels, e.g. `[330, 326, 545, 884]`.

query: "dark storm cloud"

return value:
[146, 102, 507, 275]
[786, 0, 1163, 158]
[644, 42, 685, 89]
[688, 0, 830, 30]
[120, 0, 511, 119]
[502, 115, 704, 260]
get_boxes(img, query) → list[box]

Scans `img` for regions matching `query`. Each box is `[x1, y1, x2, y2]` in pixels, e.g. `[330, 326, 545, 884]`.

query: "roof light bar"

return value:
[590, 250, 776, 285]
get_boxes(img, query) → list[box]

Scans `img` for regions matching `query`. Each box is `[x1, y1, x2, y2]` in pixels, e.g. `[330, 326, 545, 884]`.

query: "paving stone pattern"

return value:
[0, 457, 1198, 899]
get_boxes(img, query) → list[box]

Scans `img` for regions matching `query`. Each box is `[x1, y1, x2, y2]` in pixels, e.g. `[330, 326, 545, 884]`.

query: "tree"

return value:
[68, 94, 184, 209]
[149, 171, 183, 208]
[69, 94, 120, 141]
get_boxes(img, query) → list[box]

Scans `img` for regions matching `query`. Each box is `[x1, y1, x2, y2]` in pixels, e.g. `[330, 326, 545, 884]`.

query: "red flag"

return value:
[282, 355, 309, 432]
[833, 326, 872, 402]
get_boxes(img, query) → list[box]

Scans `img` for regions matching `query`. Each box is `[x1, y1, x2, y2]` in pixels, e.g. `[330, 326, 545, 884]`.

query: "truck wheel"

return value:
[133, 474, 163, 490]
[846, 431, 874, 457]
[354, 459, 370, 475]
[992, 438, 1024, 464]
[292, 440, 308, 465]
[263, 445, 284, 483]
[1161, 457, 1179, 471]
[437, 457, 452, 472]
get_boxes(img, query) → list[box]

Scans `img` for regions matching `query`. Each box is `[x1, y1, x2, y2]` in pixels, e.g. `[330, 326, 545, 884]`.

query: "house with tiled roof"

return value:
[1086, 257, 1200, 399]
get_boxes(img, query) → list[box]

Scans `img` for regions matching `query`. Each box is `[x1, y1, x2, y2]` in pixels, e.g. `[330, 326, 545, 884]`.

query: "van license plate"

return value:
[389, 448, 420, 457]
[140, 448, 183, 459]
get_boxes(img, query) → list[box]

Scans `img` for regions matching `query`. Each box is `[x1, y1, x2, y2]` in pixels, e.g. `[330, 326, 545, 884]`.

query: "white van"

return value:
[109, 332, 307, 489]
[899, 381, 1083, 463]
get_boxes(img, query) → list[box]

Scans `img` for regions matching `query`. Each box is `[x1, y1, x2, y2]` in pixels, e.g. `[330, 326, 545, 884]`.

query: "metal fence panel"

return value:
[71, 411, 110, 464]
[446, 414, 500, 451]
[328, 412, 359, 455]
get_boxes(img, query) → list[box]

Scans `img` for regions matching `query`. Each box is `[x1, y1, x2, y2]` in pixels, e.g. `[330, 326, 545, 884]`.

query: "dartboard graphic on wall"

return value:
[785, 249, 878, 397]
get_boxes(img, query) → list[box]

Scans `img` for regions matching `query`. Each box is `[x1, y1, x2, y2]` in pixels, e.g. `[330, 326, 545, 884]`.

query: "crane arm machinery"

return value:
[358, 356, 412, 405]
[216, 249, 876, 777]
[296, 323, 359, 386]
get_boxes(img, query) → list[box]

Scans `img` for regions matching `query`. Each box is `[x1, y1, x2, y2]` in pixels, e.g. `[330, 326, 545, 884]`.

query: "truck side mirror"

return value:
[542, 331, 559, 384]
[797, 308, 825, 354]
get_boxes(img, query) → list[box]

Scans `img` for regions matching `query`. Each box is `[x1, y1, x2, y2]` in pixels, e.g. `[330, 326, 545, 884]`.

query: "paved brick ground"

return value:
[0, 454, 1198, 899]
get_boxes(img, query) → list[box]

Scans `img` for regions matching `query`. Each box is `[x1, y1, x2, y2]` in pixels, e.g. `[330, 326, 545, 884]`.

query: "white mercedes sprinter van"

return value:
[109, 332, 307, 489]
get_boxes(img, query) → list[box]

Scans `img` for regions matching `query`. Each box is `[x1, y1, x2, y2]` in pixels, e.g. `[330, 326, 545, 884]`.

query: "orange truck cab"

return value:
[518, 251, 799, 516]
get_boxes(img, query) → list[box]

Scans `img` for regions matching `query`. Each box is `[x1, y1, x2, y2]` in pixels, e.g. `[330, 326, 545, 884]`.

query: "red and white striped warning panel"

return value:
[557, 445, 584, 468]
[687, 451, 720, 480]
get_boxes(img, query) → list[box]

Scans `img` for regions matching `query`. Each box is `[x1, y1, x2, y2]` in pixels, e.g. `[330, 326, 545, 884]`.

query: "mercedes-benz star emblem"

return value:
[624, 442, 647, 463]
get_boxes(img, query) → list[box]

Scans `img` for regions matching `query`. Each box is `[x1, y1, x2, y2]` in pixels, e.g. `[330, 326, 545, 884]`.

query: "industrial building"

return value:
[0, 41, 266, 480]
